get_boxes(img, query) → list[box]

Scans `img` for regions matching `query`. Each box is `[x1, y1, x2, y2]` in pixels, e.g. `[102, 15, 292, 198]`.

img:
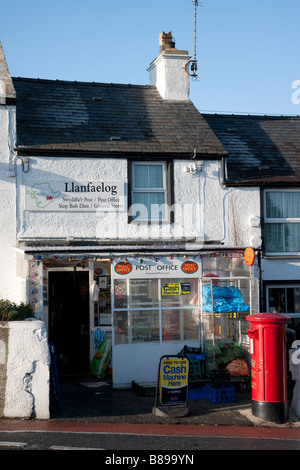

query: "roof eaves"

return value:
[15, 145, 227, 160]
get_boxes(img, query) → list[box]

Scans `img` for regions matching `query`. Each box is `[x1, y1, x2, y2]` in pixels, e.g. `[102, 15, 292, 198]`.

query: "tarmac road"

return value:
[0, 423, 299, 451]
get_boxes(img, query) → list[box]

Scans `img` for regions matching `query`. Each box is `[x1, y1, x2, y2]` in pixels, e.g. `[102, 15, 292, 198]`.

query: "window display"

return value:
[110, 254, 256, 348]
[112, 258, 201, 345]
[114, 309, 160, 344]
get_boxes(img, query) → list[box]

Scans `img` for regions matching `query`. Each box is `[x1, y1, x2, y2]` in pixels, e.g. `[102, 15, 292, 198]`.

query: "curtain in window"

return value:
[132, 192, 165, 219]
[134, 165, 163, 189]
[285, 223, 300, 252]
[284, 193, 300, 218]
[266, 192, 284, 218]
[266, 192, 300, 218]
[265, 223, 300, 252]
[132, 164, 166, 220]
[265, 223, 285, 253]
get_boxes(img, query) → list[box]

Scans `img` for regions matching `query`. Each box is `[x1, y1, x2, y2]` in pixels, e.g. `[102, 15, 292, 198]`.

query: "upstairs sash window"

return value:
[131, 162, 168, 221]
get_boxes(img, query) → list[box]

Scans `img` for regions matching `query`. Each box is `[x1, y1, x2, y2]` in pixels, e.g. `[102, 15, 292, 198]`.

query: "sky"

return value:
[1, 0, 300, 116]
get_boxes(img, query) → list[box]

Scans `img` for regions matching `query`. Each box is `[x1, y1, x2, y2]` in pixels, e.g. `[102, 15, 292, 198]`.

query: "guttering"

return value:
[14, 146, 226, 161]
[16, 245, 252, 259]
[223, 179, 300, 188]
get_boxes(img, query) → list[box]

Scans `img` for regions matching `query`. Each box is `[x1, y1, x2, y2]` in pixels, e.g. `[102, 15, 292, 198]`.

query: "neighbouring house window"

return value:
[264, 190, 300, 254]
[266, 284, 300, 316]
[129, 162, 172, 222]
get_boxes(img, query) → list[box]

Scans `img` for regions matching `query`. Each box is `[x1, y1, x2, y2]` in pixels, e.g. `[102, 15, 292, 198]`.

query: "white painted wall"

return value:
[113, 341, 199, 388]
[17, 157, 261, 248]
[0, 105, 21, 302]
[1, 321, 50, 419]
[262, 259, 300, 281]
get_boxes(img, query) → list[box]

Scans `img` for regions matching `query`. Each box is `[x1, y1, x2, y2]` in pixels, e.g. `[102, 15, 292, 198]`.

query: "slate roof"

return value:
[203, 114, 300, 185]
[12, 77, 226, 158]
[11, 78, 300, 186]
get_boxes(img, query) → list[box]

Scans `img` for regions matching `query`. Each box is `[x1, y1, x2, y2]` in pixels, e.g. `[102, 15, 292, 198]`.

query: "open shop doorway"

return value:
[48, 270, 90, 375]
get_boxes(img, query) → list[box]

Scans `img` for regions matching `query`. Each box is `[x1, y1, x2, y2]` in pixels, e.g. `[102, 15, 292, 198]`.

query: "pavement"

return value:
[0, 375, 300, 438]
[50, 375, 300, 427]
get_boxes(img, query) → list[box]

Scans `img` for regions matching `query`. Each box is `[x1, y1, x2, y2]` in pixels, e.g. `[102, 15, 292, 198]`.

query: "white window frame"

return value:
[131, 162, 168, 222]
[264, 189, 300, 256]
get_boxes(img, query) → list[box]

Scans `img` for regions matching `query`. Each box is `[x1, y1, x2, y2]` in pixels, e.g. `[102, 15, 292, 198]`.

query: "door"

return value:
[48, 271, 90, 374]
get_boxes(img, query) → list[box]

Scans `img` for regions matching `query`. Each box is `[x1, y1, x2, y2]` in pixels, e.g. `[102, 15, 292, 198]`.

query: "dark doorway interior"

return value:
[49, 271, 90, 374]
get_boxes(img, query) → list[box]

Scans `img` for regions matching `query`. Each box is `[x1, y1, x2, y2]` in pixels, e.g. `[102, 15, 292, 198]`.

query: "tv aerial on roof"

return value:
[185, 0, 203, 79]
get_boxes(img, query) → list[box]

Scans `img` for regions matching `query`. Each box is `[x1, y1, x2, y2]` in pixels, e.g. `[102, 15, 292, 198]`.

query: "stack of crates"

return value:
[207, 369, 235, 403]
[178, 346, 206, 384]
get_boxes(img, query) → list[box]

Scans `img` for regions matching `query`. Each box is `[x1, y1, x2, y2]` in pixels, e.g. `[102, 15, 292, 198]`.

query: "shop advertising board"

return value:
[25, 180, 125, 212]
[112, 257, 200, 279]
[158, 356, 189, 406]
[244, 247, 255, 266]
[161, 282, 191, 296]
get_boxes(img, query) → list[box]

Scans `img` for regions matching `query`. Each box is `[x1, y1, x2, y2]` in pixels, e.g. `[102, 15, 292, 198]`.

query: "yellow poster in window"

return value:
[162, 283, 181, 295]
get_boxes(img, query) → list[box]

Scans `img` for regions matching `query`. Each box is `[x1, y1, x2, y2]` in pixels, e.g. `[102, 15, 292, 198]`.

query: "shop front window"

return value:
[114, 309, 160, 344]
[161, 278, 199, 342]
[113, 272, 200, 345]
[161, 308, 199, 342]
[130, 279, 159, 308]
[132, 310, 160, 343]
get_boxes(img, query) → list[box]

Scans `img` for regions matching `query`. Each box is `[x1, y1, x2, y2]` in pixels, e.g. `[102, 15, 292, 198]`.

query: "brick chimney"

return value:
[148, 32, 191, 101]
[159, 31, 175, 53]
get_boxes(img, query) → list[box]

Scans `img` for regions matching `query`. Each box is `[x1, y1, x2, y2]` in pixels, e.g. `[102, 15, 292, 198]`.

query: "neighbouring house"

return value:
[204, 114, 300, 340]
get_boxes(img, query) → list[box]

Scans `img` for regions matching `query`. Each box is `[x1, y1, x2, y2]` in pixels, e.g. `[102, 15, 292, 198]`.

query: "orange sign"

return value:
[114, 262, 133, 275]
[244, 248, 255, 266]
[181, 261, 199, 275]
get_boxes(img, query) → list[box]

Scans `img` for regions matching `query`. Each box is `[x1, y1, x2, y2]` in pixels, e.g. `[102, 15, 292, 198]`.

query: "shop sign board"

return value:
[25, 180, 125, 212]
[113, 258, 200, 279]
[244, 247, 255, 266]
[158, 356, 189, 406]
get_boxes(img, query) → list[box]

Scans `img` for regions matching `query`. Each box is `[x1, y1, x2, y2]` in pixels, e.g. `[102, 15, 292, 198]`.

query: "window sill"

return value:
[263, 254, 300, 259]
[128, 219, 172, 225]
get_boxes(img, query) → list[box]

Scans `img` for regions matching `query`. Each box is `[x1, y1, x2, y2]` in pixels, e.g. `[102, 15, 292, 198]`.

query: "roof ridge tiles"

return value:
[12, 76, 156, 90]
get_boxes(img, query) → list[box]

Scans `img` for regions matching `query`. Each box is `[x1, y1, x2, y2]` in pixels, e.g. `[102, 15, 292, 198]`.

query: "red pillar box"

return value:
[246, 313, 290, 424]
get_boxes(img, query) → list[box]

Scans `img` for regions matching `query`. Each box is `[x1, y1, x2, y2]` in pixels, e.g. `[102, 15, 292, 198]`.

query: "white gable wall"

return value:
[0, 105, 21, 302]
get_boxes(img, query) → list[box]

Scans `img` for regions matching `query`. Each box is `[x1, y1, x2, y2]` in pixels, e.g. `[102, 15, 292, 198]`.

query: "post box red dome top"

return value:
[246, 313, 290, 324]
